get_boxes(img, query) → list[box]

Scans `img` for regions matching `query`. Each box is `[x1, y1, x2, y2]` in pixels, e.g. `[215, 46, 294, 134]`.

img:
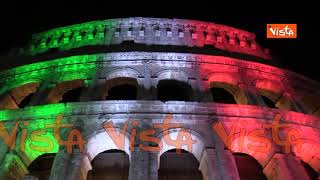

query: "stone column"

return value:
[79, 78, 98, 102]
[49, 147, 83, 180]
[275, 92, 304, 112]
[279, 78, 306, 113]
[238, 83, 265, 106]
[199, 148, 240, 180]
[197, 79, 216, 102]
[29, 80, 53, 106]
[216, 149, 240, 180]
[128, 149, 158, 180]
[92, 79, 107, 101]
[137, 62, 153, 100]
[263, 153, 310, 180]
[79, 155, 92, 180]
[137, 84, 153, 100]
[199, 148, 218, 180]
[239, 68, 266, 106]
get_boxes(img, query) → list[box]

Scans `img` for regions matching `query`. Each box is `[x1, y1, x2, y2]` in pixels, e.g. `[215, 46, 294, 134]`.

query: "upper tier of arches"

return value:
[11, 17, 270, 60]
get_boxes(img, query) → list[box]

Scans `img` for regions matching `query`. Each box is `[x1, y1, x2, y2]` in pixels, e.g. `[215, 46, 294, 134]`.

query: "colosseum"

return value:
[0, 17, 319, 180]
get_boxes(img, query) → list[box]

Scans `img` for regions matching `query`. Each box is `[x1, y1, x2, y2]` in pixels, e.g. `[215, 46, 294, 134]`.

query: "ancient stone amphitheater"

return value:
[0, 17, 319, 180]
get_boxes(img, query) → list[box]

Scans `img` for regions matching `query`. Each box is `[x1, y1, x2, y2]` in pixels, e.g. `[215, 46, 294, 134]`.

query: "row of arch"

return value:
[13, 123, 319, 180]
[25, 150, 318, 180]
[0, 77, 299, 112]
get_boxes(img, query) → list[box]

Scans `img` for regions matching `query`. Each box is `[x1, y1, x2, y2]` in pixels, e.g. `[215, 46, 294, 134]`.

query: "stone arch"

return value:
[0, 82, 40, 110]
[95, 67, 142, 100]
[106, 67, 142, 80]
[154, 70, 194, 101]
[291, 139, 320, 174]
[228, 132, 276, 168]
[158, 149, 204, 180]
[208, 73, 247, 104]
[0, 77, 42, 95]
[254, 79, 283, 100]
[212, 117, 276, 167]
[154, 69, 189, 84]
[86, 149, 130, 180]
[81, 128, 131, 179]
[254, 79, 295, 110]
[100, 77, 138, 100]
[156, 128, 205, 168]
[46, 79, 85, 104]
[207, 73, 241, 86]
[85, 129, 131, 161]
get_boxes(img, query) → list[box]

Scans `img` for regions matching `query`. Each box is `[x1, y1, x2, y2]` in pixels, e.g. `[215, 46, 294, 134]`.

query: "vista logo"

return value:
[267, 24, 297, 38]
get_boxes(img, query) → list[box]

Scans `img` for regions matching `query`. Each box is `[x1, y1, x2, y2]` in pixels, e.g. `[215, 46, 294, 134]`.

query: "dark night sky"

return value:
[0, 6, 319, 81]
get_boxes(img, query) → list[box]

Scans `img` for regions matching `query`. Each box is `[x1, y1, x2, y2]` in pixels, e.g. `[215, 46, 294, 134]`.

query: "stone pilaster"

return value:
[200, 148, 240, 180]
[239, 83, 265, 106]
[137, 85, 153, 100]
[78, 79, 97, 102]
[199, 148, 218, 180]
[280, 79, 306, 113]
[79, 155, 92, 180]
[49, 148, 83, 180]
[239, 68, 266, 106]
[216, 149, 240, 180]
[128, 149, 158, 180]
[263, 153, 310, 180]
[29, 80, 52, 106]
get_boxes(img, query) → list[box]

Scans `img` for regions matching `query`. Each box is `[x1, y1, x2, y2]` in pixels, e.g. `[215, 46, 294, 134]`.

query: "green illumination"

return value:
[0, 54, 101, 94]
[0, 19, 123, 171]
[0, 55, 88, 159]
[0, 59, 89, 161]
[0, 41, 109, 165]
[27, 19, 118, 55]
[0, 104, 70, 121]
[21, 118, 60, 162]
[0, 103, 75, 163]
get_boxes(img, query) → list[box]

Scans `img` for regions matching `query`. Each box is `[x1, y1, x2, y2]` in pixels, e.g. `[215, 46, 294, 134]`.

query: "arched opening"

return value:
[87, 149, 129, 180]
[210, 87, 237, 104]
[0, 82, 39, 110]
[102, 77, 138, 100]
[159, 149, 203, 180]
[255, 81, 295, 110]
[233, 153, 267, 180]
[25, 153, 56, 180]
[298, 94, 320, 115]
[261, 95, 276, 108]
[60, 87, 83, 103]
[106, 84, 137, 100]
[18, 92, 35, 108]
[46, 79, 85, 104]
[301, 161, 319, 180]
[157, 80, 192, 102]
